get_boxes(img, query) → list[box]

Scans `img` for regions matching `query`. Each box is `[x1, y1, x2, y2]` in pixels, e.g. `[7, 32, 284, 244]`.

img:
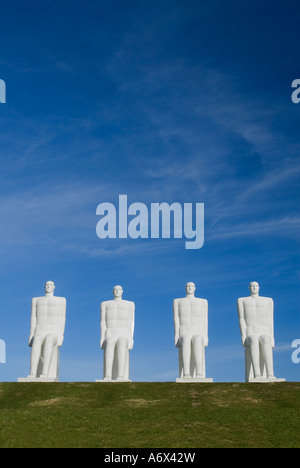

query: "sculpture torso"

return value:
[239, 296, 273, 338]
[176, 297, 207, 337]
[102, 299, 134, 340]
[34, 296, 66, 337]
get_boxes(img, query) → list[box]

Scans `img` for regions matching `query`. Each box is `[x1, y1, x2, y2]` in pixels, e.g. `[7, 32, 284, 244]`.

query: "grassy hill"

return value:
[0, 382, 299, 448]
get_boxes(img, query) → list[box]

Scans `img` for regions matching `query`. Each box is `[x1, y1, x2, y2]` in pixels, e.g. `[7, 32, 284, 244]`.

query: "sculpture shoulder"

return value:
[32, 296, 46, 304]
[173, 297, 186, 304]
[237, 296, 273, 305]
[101, 300, 109, 309]
[46, 296, 66, 305]
[101, 299, 135, 308]
[173, 299, 180, 313]
[173, 298, 186, 310]
[237, 297, 247, 312]
[237, 297, 250, 306]
[260, 296, 274, 305]
[34, 296, 66, 302]
[253, 296, 273, 304]
[195, 298, 208, 305]
[237, 296, 248, 302]
[122, 300, 135, 309]
[174, 296, 207, 301]
[173, 297, 207, 306]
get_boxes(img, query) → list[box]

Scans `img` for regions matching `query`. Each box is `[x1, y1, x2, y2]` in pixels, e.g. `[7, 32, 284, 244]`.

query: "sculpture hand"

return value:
[58, 336, 64, 347]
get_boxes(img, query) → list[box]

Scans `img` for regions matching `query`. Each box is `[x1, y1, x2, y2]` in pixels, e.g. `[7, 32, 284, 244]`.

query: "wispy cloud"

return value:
[209, 215, 300, 241]
[0, 182, 104, 247]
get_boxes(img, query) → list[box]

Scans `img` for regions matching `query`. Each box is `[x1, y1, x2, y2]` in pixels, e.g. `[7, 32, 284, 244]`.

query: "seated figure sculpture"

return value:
[237, 282, 285, 383]
[173, 282, 213, 382]
[97, 285, 135, 382]
[18, 281, 66, 382]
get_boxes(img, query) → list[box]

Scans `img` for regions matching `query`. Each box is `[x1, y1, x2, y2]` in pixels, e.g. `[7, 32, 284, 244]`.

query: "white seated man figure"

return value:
[173, 282, 213, 382]
[18, 281, 66, 382]
[237, 282, 285, 383]
[97, 285, 135, 382]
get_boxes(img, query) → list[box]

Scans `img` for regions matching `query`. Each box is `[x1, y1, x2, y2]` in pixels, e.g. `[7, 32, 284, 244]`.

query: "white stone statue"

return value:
[173, 282, 213, 383]
[237, 282, 285, 383]
[96, 285, 135, 382]
[18, 281, 66, 382]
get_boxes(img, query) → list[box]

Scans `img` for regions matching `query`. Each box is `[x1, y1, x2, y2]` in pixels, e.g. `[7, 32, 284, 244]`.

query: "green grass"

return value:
[0, 382, 299, 448]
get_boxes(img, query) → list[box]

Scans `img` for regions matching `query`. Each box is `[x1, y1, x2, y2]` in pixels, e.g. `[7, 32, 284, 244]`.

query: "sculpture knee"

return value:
[32, 335, 44, 347]
[180, 335, 191, 347]
[44, 334, 58, 347]
[247, 335, 259, 347]
[260, 335, 272, 347]
[117, 337, 129, 349]
[104, 337, 115, 349]
[192, 335, 204, 347]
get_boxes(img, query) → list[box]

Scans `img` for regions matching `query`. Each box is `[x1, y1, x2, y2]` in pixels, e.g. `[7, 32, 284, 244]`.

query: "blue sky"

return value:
[0, 0, 299, 382]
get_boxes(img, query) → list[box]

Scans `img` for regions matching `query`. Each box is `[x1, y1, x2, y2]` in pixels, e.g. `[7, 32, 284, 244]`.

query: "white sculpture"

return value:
[96, 285, 135, 382]
[237, 282, 285, 383]
[18, 281, 66, 382]
[0, 339, 6, 364]
[173, 282, 213, 383]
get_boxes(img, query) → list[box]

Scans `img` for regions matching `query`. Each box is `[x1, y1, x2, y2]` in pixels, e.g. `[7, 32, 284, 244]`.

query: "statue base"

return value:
[176, 377, 213, 383]
[18, 377, 58, 383]
[248, 377, 286, 383]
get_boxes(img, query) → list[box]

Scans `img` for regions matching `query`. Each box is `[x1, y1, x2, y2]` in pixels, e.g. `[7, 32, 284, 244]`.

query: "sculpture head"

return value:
[249, 281, 260, 296]
[45, 281, 55, 295]
[185, 282, 196, 296]
[113, 285, 123, 299]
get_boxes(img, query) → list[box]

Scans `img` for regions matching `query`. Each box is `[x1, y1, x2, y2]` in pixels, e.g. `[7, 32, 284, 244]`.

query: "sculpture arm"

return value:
[237, 299, 247, 347]
[128, 302, 135, 350]
[57, 299, 67, 347]
[100, 302, 106, 349]
[204, 300, 209, 347]
[269, 299, 275, 347]
[29, 298, 37, 347]
[173, 300, 180, 348]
